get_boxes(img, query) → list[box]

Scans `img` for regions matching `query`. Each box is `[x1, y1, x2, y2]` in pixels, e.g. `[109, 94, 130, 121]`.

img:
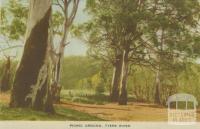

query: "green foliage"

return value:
[61, 56, 101, 89]
[95, 84, 105, 96]
[128, 67, 155, 102]
[0, 59, 17, 90]
[0, 0, 28, 40]
[94, 71, 106, 95]
[52, 11, 64, 36]
[61, 89, 109, 105]
[178, 63, 200, 105]
[81, 0, 200, 106]
[147, 0, 200, 55]
[0, 103, 103, 120]
[127, 63, 200, 106]
[60, 56, 200, 106]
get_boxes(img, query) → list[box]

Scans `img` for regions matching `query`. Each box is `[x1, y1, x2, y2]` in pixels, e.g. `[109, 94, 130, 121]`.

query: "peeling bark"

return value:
[51, 0, 80, 103]
[10, 0, 54, 113]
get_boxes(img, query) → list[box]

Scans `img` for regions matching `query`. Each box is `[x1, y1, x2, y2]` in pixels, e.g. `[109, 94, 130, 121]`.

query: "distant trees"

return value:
[10, 0, 54, 113]
[0, 57, 11, 92]
[53, 56, 200, 105]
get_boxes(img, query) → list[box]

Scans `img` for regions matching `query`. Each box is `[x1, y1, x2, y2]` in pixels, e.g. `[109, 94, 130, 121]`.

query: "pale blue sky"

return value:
[65, 0, 89, 56]
[0, 0, 89, 57]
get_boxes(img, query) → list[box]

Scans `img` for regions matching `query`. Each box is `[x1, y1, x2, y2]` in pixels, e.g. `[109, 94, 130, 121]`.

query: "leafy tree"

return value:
[0, 0, 28, 40]
[142, 0, 200, 104]
[82, 0, 154, 104]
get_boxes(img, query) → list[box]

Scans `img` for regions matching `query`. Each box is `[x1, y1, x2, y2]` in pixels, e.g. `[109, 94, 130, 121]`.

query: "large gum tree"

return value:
[10, 0, 54, 113]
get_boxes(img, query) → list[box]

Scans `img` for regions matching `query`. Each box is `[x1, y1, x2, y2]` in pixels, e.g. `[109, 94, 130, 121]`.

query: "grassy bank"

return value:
[0, 102, 104, 121]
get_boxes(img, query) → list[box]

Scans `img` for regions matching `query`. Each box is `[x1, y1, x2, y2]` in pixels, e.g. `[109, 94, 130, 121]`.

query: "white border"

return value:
[0, 122, 200, 129]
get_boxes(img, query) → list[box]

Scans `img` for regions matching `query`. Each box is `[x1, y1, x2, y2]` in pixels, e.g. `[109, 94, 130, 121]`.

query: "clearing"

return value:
[58, 101, 200, 121]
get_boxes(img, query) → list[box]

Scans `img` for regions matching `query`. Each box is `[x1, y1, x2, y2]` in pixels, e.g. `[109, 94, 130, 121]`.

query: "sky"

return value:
[64, 0, 89, 56]
[0, 0, 89, 58]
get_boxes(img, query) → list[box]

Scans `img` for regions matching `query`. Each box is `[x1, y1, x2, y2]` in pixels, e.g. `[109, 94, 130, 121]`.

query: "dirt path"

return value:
[58, 101, 200, 121]
[58, 101, 168, 121]
[0, 92, 10, 104]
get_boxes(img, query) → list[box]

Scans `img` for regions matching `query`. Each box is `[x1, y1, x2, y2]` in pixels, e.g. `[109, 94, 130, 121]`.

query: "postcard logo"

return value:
[166, 93, 198, 125]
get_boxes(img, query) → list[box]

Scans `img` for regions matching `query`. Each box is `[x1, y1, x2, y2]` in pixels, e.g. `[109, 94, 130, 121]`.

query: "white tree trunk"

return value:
[10, 0, 54, 113]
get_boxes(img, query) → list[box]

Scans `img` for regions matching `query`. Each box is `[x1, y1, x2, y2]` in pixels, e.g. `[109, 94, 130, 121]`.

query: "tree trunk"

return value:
[51, 0, 80, 103]
[154, 28, 164, 104]
[51, 29, 67, 103]
[154, 69, 161, 104]
[10, 0, 54, 113]
[48, 17, 61, 103]
[110, 54, 123, 102]
[118, 49, 129, 105]
[0, 57, 11, 92]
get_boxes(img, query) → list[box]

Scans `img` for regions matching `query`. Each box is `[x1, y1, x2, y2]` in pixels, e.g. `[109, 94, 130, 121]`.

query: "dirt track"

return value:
[58, 101, 168, 121]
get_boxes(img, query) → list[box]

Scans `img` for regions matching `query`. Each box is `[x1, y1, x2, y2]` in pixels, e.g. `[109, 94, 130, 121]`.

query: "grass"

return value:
[60, 89, 140, 105]
[61, 89, 110, 105]
[0, 103, 104, 121]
